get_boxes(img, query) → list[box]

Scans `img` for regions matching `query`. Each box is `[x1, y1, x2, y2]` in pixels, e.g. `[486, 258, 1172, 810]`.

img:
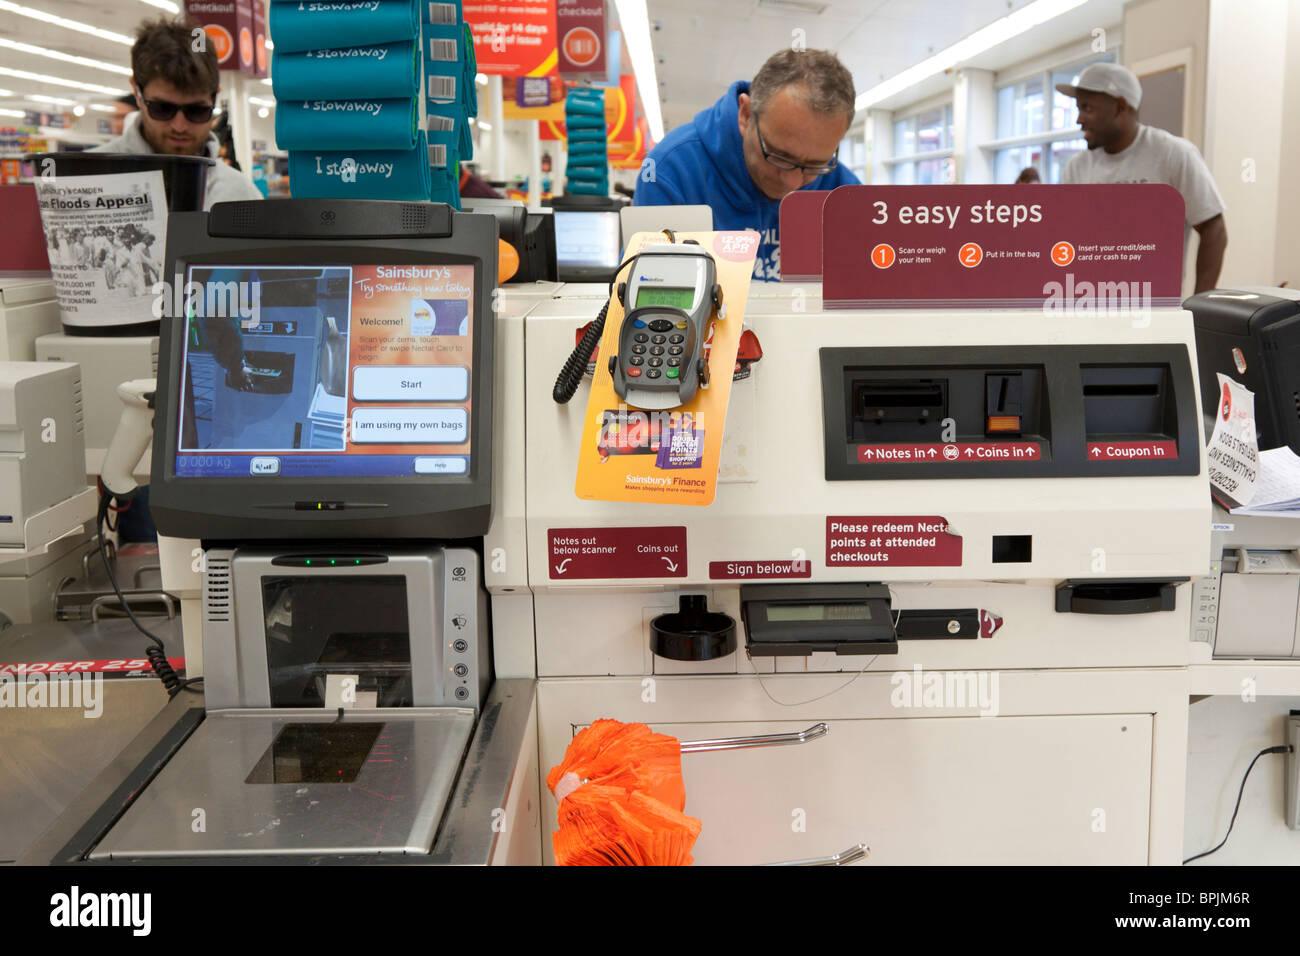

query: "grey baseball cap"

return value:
[1055, 62, 1143, 108]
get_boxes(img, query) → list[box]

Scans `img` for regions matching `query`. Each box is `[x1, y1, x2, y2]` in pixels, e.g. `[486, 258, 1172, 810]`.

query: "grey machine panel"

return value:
[90, 708, 475, 859]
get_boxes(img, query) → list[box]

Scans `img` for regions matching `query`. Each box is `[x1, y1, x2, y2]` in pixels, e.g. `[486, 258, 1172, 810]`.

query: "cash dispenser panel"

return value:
[822, 345, 1201, 480]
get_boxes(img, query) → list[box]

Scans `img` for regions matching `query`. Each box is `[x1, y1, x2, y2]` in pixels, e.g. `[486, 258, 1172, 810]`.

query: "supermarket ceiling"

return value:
[0, 0, 1127, 131]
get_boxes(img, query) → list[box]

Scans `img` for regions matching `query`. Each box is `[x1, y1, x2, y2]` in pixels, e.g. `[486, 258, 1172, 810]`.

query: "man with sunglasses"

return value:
[94, 17, 263, 209]
[633, 49, 859, 280]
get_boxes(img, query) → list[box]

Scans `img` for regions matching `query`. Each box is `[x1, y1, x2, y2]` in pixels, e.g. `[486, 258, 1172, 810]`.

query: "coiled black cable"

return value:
[553, 298, 609, 404]
[95, 487, 201, 698]
[552, 245, 668, 405]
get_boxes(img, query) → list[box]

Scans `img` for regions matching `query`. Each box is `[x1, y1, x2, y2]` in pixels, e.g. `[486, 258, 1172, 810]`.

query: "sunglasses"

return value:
[138, 95, 215, 124]
[754, 117, 838, 176]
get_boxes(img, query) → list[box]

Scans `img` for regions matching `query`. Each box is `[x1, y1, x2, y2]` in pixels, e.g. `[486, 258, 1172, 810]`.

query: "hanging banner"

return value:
[463, 0, 558, 76]
[557, 0, 606, 75]
[186, 0, 256, 74]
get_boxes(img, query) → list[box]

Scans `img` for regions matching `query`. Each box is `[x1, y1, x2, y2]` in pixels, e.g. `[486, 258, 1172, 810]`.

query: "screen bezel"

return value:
[149, 214, 495, 542]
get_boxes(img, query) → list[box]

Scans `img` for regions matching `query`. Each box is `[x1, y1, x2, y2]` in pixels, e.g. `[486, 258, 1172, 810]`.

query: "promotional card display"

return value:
[574, 231, 758, 506]
[820, 184, 1185, 309]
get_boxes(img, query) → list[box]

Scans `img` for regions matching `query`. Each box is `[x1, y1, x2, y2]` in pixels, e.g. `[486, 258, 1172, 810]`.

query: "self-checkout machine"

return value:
[1181, 289, 1300, 801]
[23, 198, 542, 864]
[522, 185, 1208, 864]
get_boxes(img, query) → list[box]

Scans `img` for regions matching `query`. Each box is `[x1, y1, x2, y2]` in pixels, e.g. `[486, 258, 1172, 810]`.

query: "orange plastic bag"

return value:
[547, 720, 702, 866]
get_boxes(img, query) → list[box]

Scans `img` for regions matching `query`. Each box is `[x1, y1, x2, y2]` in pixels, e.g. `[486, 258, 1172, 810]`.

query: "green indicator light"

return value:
[330, 559, 336, 566]
[305, 559, 312, 565]
[355, 559, 361, 565]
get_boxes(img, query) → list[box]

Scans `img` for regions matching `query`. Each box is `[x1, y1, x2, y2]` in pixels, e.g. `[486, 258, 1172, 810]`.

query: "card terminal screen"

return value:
[634, 286, 696, 310]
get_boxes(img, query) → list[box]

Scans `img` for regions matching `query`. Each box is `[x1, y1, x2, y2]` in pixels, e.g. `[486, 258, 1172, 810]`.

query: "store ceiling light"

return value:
[29, 93, 76, 106]
[138, 0, 180, 12]
[0, 66, 126, 96]
[249, 96, 276, 107]
[0, 108, 26, 118]
[854, 0, 1089, 110]
[0, 2, 133, 45]
[89, 103, 116, 112]
[614, 0, 663, 141]
[257, 107, 269, 118]
[477, 121, 492, 131]
[476, 73, 488, 86]
[0, 38, 133, 76]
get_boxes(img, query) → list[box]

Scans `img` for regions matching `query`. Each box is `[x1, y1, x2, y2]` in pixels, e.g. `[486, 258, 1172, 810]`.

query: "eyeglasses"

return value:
[138, 94, 215, 124]
[754, 117, 838, 176]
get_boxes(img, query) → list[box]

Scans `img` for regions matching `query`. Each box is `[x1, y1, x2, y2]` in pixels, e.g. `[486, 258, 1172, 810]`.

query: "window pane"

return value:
[893, 161, 915, 185]
[996, 79, 1045, 139]
[894, 119, 915, 156]
[916, 157, 949, 185]
[1048, 138, 1087, 183]
[916, 107, 944, 153]
[995, 145, 1044, 185]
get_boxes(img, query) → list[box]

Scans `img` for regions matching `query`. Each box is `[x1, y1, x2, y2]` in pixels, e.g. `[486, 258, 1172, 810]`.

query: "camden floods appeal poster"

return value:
[33, 170, 169, 328]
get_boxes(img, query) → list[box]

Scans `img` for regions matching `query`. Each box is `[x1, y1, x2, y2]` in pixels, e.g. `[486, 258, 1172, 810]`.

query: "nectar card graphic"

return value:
[575, 230, 757, 506]
[411, 297, 468, 336]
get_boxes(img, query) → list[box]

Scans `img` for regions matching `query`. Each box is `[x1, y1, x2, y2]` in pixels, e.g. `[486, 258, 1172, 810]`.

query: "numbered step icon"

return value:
[1051, 241, 1075, 266]
[870, 243, 896, 269]
[958, 242, 983, 268]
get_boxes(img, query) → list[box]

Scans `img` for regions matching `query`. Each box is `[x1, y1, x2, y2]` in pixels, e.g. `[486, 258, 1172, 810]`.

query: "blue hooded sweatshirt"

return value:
[633, 80, 860, 280]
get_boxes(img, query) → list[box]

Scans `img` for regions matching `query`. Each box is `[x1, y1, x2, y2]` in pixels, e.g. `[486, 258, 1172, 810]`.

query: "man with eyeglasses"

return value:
[94, 16, 263, 210]
[633, 49, 859, 280]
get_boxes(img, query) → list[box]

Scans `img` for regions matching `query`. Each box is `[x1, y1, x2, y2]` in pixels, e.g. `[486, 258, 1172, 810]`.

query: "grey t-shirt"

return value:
[1063, 124, 1224, 253]
[92, 112, 263, 211]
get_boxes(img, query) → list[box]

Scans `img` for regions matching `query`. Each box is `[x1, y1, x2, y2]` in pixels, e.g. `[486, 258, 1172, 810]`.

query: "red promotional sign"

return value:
[186, 0, 256, 74]
[548, 527, 687, 579]
[778, 190, 829, 281]
[1086, 440, 1178, 460]
[821, 184, 1185, 309]
[557, 0, 605, 74]
[0, 658, 185, 675]
[709, 560, 813, 580]
[464, 0, 558, 77]
[826, 516, 962, 567]
[252, 0, 268, 78]
[857, 442, 1043, 463]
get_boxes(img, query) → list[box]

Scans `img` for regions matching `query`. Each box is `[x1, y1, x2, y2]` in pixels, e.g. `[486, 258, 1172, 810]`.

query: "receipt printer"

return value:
[1187, 288, 1300, 453]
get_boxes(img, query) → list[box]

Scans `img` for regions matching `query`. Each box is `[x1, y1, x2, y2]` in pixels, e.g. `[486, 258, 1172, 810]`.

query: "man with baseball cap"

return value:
[1057, 62, 1227, 293]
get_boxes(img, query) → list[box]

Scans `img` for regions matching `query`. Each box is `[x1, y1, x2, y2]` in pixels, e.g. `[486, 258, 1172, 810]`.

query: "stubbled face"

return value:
[134, 77, 214, 156]
[1074, 90, 1124, 150]
[737, 86, 849, 201]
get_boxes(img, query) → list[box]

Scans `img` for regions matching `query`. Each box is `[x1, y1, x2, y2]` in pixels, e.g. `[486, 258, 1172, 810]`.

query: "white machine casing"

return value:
[0, 361, 87, 548]
[489, 284, 1210, 865]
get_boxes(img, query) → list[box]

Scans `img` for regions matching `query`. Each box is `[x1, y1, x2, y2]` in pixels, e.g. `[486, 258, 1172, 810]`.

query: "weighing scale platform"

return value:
[90, 707, 475, 859]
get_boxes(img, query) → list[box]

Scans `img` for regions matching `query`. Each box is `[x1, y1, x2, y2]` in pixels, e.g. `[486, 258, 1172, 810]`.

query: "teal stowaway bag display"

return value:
[288, 131, 432, 200]
[567, 126, 606, 143]
[566, 113, 605, 131]
[273, 41, 418, 100]
[269, 0, 419, 54]
[422, 0, 461, 24]
[277, 97, 417, 150]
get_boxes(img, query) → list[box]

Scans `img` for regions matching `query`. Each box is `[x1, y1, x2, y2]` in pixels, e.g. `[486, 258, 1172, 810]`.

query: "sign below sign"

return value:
[1086, 440, 1178, 460]
[826, 516, 962, 567]
[857, 442, 1042, 463]
[709, 560, 812, 580]
[548, 526, 687, 579]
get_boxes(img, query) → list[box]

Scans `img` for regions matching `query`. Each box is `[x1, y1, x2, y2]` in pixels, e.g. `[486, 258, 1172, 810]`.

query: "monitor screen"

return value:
[176, 264, 474, 479]
[553, 210, 621, 269]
